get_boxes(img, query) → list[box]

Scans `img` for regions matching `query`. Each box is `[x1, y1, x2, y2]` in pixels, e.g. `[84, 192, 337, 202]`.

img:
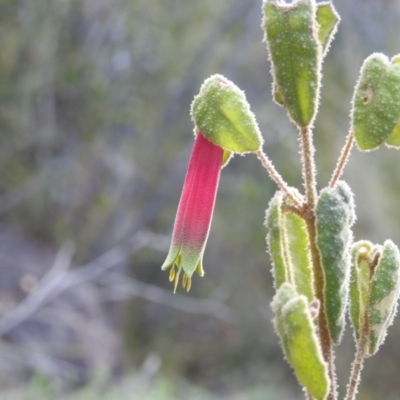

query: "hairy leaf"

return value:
[272, 283, 329, 400]
[316, 181, 355, 344]
[262, 0, 322, 127]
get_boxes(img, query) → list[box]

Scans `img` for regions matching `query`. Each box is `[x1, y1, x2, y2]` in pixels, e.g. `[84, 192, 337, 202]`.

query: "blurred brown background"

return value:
[0, 0, 400, 399]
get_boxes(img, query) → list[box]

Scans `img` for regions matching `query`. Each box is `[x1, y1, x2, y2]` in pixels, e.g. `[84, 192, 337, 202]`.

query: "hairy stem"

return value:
[299, 127, 317, 209]
[345, 255, 374, 400]
[282, 204, 307, 219]
[300, 126, 337, 400]
[329, 132, 354, 188]
[305, 217, 336, 400]
[256, 149, 302, 209]
[345, 315, 369, 400]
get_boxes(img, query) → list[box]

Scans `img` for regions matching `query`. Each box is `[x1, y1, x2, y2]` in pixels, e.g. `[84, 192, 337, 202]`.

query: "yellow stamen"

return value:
[169, 266, 176, 282]
[173, 266, 182, 294]
[182, 274, 188, 288]
[185, 277, 192, 292]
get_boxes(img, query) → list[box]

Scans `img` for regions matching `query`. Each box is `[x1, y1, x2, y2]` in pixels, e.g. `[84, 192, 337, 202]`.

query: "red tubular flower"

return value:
[162, 132, 223, 292]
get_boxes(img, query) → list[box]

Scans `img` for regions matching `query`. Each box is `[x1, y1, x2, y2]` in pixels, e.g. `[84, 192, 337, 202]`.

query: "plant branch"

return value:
[329, 132, 354, 188]
[345, 256, 374, 400]
[282, 204, 307, 219]
[299, 126, 337, 400]
[0, 231, 235, 337]
[305, 217, 336, 400]
[299, 127, 317, 209]
[345, 316, 369, 400]
[0, 242, 75, 336]
[256, 149, 302, 208]
[98, 272, 236, 322]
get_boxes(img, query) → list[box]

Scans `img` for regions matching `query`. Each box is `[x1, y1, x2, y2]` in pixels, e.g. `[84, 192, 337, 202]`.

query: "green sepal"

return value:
[316, 2, 340, 57]
[272, 283, 329, 400]
[351, 53, 400, 151]
[262, 0, 322, 127]
[315, 181, 355, 344]
[349, 240, 374, 341]
[265, 190, 314, 301]
[368, 240, 400, 356]
[191, 75, 263, 153]
[221, 149, 233, 167]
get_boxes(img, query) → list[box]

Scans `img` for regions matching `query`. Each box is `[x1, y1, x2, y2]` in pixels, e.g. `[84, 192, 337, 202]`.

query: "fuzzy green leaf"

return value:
[351, 53, 400, 151]
[191, 75, 263, 153]
[265, 192, 289, 289]
[262, 0, 322, 127]
[385, 55, 400, 148]
[349, 241, 374, 341]
[368, 240, 400, 356]
[285, 207, 314, 302]
[316, 181, 355, 344]
[265, 191, 314, 301]
[385, 121, 400, 147]
[272, 283, 329, 400]
[316, 2, 340, 57]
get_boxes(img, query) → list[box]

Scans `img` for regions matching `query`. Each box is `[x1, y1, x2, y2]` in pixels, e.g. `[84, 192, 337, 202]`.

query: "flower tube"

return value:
[162, 132, 223, 292]
[162, 74, 263, 292]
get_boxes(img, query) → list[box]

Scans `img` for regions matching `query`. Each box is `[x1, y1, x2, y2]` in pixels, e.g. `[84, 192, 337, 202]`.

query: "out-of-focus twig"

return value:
[0, 340, 87, 380]
[0, 231, 234, 336]
[0, 232, 153, 336]
[0, 241, 75, 336]
[98, 272, 236, 323]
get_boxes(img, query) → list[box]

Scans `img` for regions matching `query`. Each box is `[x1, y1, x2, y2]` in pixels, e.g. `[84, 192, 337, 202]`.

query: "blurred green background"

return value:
[0, 0, 400, 399]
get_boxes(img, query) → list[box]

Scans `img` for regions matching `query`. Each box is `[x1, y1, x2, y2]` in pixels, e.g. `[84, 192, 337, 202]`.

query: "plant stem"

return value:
[300, 126, 337, 400]
[305, 216, 337, 400]
[329, 132, 354, 188]
[345, 316, 369, 400]
[256, 149, 302, 209]
[282, 204, 307, 219]
[299, 127, 317, 209]
[346, 290, 368, 400]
